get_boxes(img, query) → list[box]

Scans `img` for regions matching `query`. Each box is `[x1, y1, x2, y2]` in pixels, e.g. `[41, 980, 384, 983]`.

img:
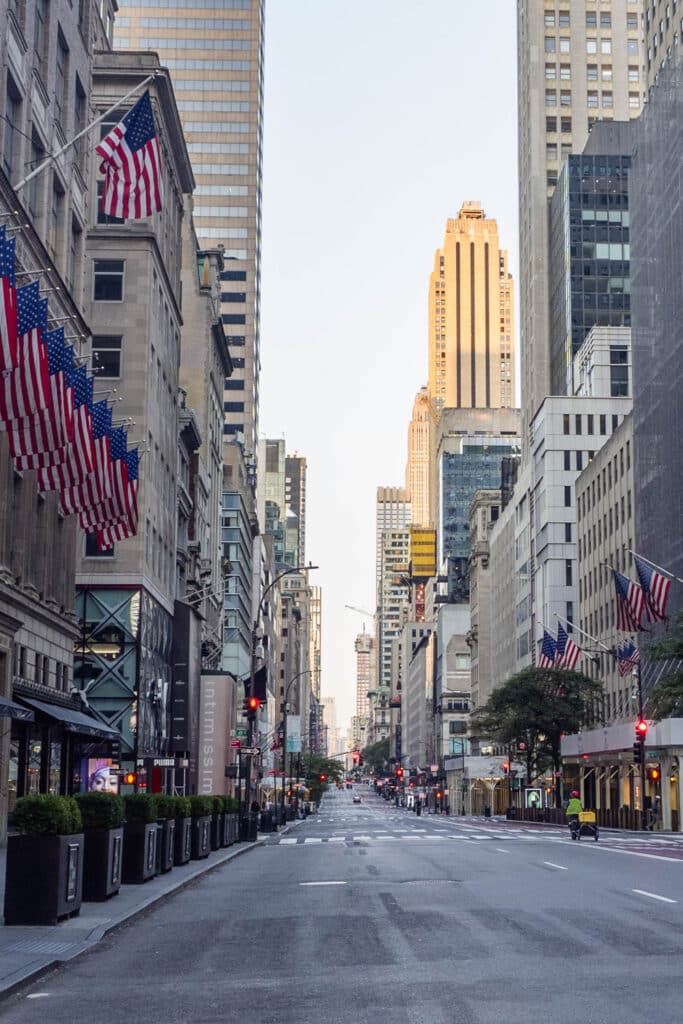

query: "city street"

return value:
[1, 786, 681, 1024]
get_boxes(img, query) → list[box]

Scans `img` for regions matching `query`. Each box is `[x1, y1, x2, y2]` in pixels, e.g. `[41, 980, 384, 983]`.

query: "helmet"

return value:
[571, 790, 579, 798]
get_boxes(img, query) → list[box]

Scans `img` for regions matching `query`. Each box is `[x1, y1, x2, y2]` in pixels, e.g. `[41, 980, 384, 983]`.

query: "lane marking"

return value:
[579, 844, 683, 864]
[26, 994, 51, 1000]
[303, 838, 322, 844]
[632, 889, 677, 904]
[328, 836, 345, 843]
[279, 838, 297, 845]
[300, 881, 347, 887]
[543, 861, 568, 871]
[495, 848, 510, 854]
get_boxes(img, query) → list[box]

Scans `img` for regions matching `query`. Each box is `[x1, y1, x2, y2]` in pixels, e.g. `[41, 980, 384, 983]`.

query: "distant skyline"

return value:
[260, 1, 518, 735]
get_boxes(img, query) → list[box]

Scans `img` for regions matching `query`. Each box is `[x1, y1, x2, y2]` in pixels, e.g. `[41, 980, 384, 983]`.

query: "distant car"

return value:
[353, 794, 362, 804]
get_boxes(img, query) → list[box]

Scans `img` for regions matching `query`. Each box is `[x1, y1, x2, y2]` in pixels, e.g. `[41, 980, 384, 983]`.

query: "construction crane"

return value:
[344, 604, 375, 633]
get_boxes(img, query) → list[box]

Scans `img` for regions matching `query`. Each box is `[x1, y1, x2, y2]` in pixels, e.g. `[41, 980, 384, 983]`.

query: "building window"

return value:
[560, 64, 571, 80]
[558, 10, 569, 28]
[3, 77, 21, 180]
[93, 259, 124, 301]
[560, 90, 571, 106]
[602, 65, 613, 82]
[49, 178, 65, 261]
[588, 91, 599, 108]
[546, 116, 557, 132]
[575, 414, 582, 435]
[34, 0, 49, 83]
[547, 143, 558, 160]
[629, 93, 640, 109]
[563, 413, 570, 435]
[599, 414, 607, 435]
[55, 31, 69, 130]
[545, 64, 557, 79]
[545, 37, 556, 53]
[564, 486, 572, 507]
[84, 533, 114, 557]
[92, 335, 122, 378]
[545, 90, 557, 107]
[628, 67, 639, 82]
[587, 414, 594, 435]
[561, 116, 572, 133]
[576, 450, 583, 471]
[587, 39, 598, 54]
[96, 181, 125, 225]
[586, 12, 597, 28]
[566, 561, 573, 587]
[627, 39, 639, 55]
[565, 522, 572, 543]
[559, 37, 570, 53]
[602, 91, 613, 108]
[564, 450, 571, 470]
[600, 13, 611, 28]
[587, 64, 598, 81]
[601, 39, 612, 54]
[28, 133, 45, 218]
[544, 12, 555, 27]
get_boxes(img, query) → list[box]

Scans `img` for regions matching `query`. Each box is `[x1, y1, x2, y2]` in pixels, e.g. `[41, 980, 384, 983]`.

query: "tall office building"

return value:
[308, 585, 322, 700]
[644, 0, 683, 85]
[427, 202, 514, 417]
[517, 1, 643, 435]
[113, 0, 265, 455]
[405, 388, 432, 527]
[285, 453, 307, 567]
[354, 631, 375, 719]
[375, 487, 411, 582]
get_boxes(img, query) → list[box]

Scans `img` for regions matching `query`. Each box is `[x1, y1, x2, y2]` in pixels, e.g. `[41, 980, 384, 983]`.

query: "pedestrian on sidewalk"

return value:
[649, 795, 660, 831]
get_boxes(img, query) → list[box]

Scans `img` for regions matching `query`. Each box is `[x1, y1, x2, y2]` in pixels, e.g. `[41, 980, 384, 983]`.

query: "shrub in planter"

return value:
[122, 794, 159, 884]
[154, 795, 177, 874]
[223, 796, 239, 845]
[189, 795, 213, 859]
[4, 795, 84, 925]
[74, 792, 125, 902]
[210, 795, 225, 851]
[173, 795, 193, 865]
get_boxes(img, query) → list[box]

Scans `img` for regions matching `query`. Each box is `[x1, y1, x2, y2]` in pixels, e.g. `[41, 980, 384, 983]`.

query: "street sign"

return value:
[232, 727, 248, 738]
[230, 740, 241, 749]
[240, 747, 260, 756]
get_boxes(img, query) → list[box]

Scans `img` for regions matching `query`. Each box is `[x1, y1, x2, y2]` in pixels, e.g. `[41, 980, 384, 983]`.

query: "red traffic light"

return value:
[502, 762, 510, 775]
[319, 774, 326, 781]
[247, 696, 260, 711]
[352, 752, 359, 763]
[636, 719, 648, 737]
[396, 768, 404, 778]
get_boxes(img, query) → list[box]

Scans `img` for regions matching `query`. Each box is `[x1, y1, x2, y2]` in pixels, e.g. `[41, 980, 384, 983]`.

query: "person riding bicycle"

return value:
[566, 790, 583, 838]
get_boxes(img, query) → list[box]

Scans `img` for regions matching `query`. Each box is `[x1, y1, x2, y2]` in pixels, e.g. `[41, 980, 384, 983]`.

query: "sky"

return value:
[260, 0, 519, 737]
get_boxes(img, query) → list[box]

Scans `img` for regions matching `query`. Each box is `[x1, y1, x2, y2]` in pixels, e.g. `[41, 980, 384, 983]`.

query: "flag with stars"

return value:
[613, 570, 646, 632]
[616, 640, 640, 677]
[97, 448, 139, 550]
[37, 367, 94, 493]
[555, 622, 581, 670]
[0, 227, 18, 371]
[538, 630, 557, 669]
[0, 283, 49, 423]
[96, 91, 164, 220]
[633, 553, 671, 623]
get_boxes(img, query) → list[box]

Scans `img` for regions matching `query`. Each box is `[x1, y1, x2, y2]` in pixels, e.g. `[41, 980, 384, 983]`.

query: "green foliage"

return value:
[361, 738, 389, 775]
[647, 610, 683, 720]
[154, 795, 177, 820]
[189, 795, 213, 818]
[123, 793, 158, 823]
[173, 796, 192, 819]
[14, 794, 83, 836]
[223, 796, 239, 814]
[74, 792, 124, 829]
[301, 753, 344, 787]
[211, 795, 226, 814]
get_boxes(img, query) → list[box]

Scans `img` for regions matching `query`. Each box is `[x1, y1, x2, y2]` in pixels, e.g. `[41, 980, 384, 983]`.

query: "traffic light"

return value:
[396, 767, 404, 779]
[123, 771, 136, 786]
[502, 761, 510, 776]
[110, 737, 121, 762]
[648, 767, 660, 782]
[633, 742, 642, 765]
[635, 719, 648, 740]
[352, 752, 359, 764]
[319, 774, 326, 782]
[245, 696, 260, 721]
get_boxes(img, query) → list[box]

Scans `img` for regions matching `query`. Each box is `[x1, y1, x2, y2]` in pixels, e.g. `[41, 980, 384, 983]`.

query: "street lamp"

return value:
[280, 668, 315, 818]
[243, 563, 318, 820]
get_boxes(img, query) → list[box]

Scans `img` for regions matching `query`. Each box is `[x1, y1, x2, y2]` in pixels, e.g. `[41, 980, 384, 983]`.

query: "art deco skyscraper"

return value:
[113, 0, 264, 456]
[517, 1, 643, 436]
[427, 202, 514, 419]
[405, 388, 432, 527]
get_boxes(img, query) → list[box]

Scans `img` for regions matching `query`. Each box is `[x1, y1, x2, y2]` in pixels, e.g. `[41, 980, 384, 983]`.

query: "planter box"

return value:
[4, 833, 84, 925]
[210, 812, 223, 851]
[82, 826, 123, 902]
[174, 817, 192, 865]
[157, 819, 175, 874]
[122, 821, 158, 884]
[191, 815, 211, 859]
[222, 812, 238, 847]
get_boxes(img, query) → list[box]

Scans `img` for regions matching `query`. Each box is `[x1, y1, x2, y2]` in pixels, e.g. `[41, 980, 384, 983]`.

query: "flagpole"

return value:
[14, 73, 158, 193]
[629, 549, 683, 586]
[553, 612, 614, 656]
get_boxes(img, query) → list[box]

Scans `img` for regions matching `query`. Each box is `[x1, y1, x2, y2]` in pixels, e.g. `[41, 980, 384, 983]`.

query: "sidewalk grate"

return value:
[6, 939, 79, 955]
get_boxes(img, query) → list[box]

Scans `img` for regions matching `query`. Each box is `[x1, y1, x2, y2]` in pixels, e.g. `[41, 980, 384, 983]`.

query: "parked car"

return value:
[353, 794, 362, 804]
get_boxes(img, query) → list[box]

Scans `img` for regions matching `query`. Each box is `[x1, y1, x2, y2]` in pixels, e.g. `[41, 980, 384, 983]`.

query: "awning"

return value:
[0, 696, 35, 722]
[18, 697, 119, 739]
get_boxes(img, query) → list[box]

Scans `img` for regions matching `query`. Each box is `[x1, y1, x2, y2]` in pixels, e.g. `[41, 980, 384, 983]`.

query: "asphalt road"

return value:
[2, 784, 682, 1024]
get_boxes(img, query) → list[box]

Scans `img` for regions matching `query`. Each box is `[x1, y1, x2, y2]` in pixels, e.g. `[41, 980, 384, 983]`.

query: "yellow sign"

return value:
[409, 527, 436, 579]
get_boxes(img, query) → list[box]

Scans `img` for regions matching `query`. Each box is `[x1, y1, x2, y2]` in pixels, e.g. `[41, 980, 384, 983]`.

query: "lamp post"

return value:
[244, 563, 318, 821]
[280, 668, 314, 819]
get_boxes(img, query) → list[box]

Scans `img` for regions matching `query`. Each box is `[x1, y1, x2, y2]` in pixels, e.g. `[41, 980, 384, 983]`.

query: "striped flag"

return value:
[59, 400, 112, 513]
[79, 428, 130, 529]
[617, 640, 640, 677]
[96, 91, 164, 221]
[538, 630, 557, 669]
[633, 553, 671, 622]
[0, 227, 17, 371]
[97, 448, 139, 550]
[613, 570, 646, 632]
[0, 285, 50, 423]
[37, 367, 94, 492]
[556, 622, 581, 670]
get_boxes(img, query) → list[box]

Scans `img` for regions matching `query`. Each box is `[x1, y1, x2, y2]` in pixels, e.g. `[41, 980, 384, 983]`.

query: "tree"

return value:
[647, 610, 683, 720]
[476, 667, 602, 806]
[361, 738, 389, 775]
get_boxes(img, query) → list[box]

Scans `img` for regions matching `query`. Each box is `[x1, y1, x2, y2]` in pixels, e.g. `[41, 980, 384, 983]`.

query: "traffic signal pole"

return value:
[635, 662, 648, 831]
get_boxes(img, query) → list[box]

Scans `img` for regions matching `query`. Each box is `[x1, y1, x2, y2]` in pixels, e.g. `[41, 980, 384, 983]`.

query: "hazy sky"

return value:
[260, 0, 518, 736]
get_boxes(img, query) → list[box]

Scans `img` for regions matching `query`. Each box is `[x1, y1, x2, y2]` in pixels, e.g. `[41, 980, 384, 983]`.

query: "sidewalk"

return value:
[0, 820, 300, 1001]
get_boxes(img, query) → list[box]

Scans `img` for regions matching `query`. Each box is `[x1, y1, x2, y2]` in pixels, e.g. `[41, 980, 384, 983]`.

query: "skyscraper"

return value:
[405, 388, 432, 527]
[375, 487, 411, 582]
[517, 1, 643, 435]
[285, 453, 307, 567]
[427, 202, 514, 417]
[113, 0, 265, 455]
[354, 630, 375, 719]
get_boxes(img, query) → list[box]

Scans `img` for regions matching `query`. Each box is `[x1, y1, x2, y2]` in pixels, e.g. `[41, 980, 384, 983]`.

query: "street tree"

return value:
[647, 610, 683, 720]
[476, 667, 602, 805]
[361, 738, 389, 775]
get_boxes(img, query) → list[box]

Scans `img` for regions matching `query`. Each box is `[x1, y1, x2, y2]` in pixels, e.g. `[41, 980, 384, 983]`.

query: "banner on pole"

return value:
[286, 714, 301, 753]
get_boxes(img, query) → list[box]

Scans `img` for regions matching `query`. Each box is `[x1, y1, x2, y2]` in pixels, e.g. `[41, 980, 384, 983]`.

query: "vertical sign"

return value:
[286, 714, 302, 753]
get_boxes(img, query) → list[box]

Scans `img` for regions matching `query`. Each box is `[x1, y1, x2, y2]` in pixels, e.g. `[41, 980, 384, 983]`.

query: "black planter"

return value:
[82, 826, 123, 901]
[122, 821, 158, 883]
[4, 833, 84, 925]
[157, 819, 175, 873]
[239, 813, 258, 842]
[174, 816, 192, 865]
[222, 812, 238, 846]
[191, 815, 211, 859]
[210, 813, 223, 851]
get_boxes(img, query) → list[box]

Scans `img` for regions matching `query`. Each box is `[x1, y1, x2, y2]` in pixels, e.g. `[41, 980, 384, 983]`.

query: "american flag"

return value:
[0, 227, 17, 371]
[613, 570, 646, 632]
[633, 553, 671, 623]
[616, 640, 640, 677]
[80, 428, 130, 529]
[96, 91, 164, 221]
[0, 284, 49, 423]
[97, 448, 139, 550]
[43, 329, 75, 444]
[556, 622, 581, 670]
[538, 630, 557, 669]
[37, 367, 94, 493]
[59, 400, 112, 513]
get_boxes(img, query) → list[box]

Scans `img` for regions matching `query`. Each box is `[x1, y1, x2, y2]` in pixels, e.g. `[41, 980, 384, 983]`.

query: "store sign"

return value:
[286, 714, 302, 753]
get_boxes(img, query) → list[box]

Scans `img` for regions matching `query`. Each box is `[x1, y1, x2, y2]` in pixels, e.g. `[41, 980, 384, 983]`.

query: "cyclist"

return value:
[566, 790, 583, 839]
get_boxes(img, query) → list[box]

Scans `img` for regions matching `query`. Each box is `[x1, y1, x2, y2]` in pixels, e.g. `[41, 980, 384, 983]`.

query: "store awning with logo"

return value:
[18, 697, 119, 739]
[0, 696, 35, 721]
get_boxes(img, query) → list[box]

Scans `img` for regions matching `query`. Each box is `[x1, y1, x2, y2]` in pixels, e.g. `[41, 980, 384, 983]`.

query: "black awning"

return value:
[18, 697, 119, 739]
[0, 697, 35, 722]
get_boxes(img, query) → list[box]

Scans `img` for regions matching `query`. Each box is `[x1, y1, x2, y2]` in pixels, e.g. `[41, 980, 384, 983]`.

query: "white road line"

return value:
[543, 861, 569, 871]
[352, 835, 373, 842]
[279, 838, 297, 845]
[580, 844, 683, 864]
[303, 838, 323, 844]
[300, 881, 347, 887]
[328, 836, 345, 843]
[495, 848, 511, 854]
[26, 994, 51, 1000]
[632, 889, 677, 904]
